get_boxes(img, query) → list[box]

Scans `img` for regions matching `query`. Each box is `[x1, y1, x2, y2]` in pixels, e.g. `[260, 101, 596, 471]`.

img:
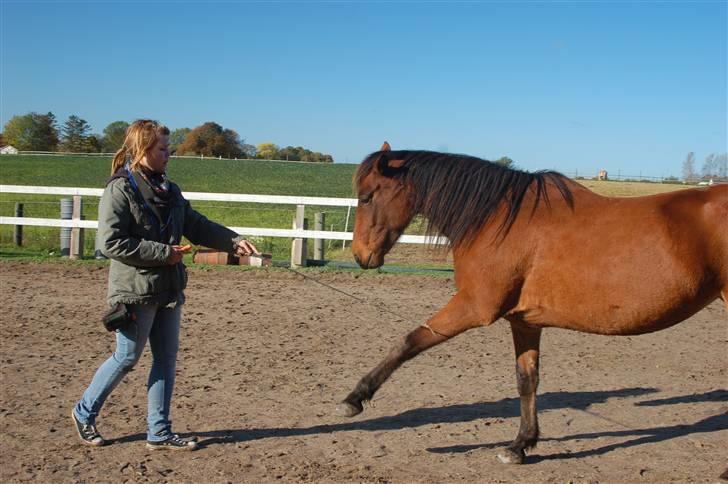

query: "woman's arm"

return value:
[181, 198, 243, 252]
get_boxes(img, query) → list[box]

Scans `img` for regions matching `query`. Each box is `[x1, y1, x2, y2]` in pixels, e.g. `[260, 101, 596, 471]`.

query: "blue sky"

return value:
[1, 1, 726, 178]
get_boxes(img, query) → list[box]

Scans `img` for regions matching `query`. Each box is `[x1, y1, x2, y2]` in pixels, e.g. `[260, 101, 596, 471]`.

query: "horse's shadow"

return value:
[426, 388, 728, 460]
[634, 388, 727, 407]
[112, 387, 727, 459]
[427, 412, 727, 460]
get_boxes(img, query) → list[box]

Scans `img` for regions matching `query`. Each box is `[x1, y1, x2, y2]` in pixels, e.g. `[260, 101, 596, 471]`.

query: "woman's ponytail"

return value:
[110, 145, 128, 175]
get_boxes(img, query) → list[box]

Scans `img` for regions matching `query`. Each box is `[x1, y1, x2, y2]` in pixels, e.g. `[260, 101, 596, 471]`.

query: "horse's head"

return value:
[352, 142, 414, 269]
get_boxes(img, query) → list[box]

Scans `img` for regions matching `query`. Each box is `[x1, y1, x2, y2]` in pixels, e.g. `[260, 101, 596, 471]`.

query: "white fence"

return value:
[0, 184, 440, 244]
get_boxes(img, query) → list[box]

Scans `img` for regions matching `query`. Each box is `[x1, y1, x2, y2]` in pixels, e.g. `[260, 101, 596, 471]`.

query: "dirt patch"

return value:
[1, 261, 726, 483]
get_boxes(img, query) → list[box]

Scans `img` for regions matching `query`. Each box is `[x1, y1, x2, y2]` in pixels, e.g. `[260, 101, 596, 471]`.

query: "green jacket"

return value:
[98, 173, 242, 307]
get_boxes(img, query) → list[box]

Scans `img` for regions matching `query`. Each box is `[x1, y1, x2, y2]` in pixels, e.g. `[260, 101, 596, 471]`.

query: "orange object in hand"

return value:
[174, 244, 192, 253]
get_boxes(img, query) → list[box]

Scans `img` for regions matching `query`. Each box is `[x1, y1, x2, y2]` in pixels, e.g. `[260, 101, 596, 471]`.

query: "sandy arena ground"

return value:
[1, 261, 726, 483]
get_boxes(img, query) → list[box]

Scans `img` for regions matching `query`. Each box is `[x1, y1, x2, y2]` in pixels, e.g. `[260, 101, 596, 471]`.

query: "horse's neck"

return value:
[415, 174, 587, 243]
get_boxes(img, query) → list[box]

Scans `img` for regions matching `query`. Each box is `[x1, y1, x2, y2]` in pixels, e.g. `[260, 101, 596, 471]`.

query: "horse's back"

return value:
[505, 184, 726, 335]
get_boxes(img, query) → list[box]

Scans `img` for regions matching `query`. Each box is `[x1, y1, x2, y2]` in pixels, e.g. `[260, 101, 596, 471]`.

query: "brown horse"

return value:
[337, 142, 728, 464]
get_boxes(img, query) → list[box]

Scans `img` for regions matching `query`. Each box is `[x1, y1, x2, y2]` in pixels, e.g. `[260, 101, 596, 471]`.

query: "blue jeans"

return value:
[74, 303, 181, 441]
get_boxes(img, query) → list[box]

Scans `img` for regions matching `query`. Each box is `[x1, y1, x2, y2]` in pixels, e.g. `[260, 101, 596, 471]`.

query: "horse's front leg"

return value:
[497, 321, 542, 464]
[336, 292, 480, 417]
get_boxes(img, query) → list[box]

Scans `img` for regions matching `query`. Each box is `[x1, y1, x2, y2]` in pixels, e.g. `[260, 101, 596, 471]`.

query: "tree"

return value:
[102, 121, 129, 153]
[701, 153, 717, 179]
[3, 112, 59, 151]
[313, 152, 334, 163]
[60, 115, 92, 152]
[41, 112, 59, 150]
[84, 134, 104, 153]
[682, 152, 696, 182]
[176, 122, 245, 158]
[717, 153, 728, 179]
[266, 144, 334, 162]
[495, 156, 514, 168]
[241, 143, 256, 159]
[300, 148, 333, 163]
[169, 127, 190, 154]
[278, 146, 302, 161]
[256, 142, 280, 160]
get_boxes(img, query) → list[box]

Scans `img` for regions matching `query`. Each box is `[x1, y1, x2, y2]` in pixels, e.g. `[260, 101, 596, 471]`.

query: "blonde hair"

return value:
[110, 119, 170, 174]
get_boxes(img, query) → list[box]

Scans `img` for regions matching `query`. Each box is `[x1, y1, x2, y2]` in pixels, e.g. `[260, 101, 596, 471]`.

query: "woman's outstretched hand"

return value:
[235, 239, 259, 257]
[167, 244, 191, 265]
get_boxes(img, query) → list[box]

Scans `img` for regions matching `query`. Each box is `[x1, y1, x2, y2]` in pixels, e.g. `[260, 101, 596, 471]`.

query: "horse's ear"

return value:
[377, 155, 407, 176]
[374, 141, 405, 176]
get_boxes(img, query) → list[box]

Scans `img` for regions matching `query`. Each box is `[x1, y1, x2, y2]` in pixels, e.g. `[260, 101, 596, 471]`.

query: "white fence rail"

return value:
[0, 185, 357, 207]
[0, 184, 441, 244]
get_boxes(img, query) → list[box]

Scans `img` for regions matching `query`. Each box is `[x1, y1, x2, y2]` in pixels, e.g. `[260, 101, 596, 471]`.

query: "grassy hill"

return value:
[0, 154, 358, 196]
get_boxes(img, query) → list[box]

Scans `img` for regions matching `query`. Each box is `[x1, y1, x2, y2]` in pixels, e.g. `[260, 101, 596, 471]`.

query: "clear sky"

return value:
[1, 1, 726, 178]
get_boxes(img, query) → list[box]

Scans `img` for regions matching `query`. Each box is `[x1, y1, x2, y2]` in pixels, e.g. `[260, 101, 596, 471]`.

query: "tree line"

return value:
[682, 151, 728, 182]
[1, 112, 334, 162]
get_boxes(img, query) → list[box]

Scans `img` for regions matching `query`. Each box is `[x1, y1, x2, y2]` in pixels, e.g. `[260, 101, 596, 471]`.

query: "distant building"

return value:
[0, 145, 19, 155]
[598, 169, 608, 181]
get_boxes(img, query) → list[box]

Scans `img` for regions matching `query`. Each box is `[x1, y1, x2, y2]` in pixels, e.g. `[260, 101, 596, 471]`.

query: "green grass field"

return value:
[0, 154, 690, 262]
[0, 154, 359, 195]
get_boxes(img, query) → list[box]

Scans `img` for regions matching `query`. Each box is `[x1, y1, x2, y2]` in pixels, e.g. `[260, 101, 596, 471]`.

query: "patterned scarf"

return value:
[139, 167, 171, 209]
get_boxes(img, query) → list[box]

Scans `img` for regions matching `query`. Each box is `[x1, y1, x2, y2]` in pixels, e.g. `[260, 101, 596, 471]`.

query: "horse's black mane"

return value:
[356, 150, 573, 248]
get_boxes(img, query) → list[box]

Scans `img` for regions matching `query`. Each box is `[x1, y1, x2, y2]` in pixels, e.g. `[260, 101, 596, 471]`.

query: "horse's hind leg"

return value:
[497, 322, 542, 465]
[336, 292, 481, 417]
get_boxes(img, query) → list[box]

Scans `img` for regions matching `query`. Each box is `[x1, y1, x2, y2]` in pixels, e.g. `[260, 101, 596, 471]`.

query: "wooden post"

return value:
[314, 212, 325, 262]
[69, 195, 84, 259]
[14, 203, 23, 246]
[290, 204, 308, 267]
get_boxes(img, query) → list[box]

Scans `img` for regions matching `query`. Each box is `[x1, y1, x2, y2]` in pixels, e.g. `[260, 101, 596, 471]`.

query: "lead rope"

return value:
[282, 266, 451, 338]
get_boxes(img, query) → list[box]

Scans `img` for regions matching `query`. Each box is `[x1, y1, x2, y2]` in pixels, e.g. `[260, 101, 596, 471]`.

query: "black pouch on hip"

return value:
[102, 303, 136, 332]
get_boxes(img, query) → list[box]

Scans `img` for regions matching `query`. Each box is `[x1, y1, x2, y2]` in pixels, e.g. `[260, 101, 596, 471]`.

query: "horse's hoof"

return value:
[335, 401, 363, 417]
[496, 448, 524, 465]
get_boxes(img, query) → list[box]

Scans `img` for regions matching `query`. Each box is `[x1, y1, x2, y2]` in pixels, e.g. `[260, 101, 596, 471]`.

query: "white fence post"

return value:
[314, 212, 325, 262]
[60, 198, 72, 256]
[70, 195, 84, 259]
[290, 204, 308, 267]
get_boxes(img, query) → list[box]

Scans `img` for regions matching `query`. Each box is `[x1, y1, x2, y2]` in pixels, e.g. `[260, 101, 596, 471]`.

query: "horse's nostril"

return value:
[354, 254, 361, 265]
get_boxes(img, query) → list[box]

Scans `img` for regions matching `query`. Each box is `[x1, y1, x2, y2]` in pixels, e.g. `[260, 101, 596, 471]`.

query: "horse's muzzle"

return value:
[354, 251, 382, 269]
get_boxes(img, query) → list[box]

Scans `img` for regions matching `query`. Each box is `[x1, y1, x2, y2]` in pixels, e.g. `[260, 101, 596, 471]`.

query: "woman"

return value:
[72, 119, 258, 451]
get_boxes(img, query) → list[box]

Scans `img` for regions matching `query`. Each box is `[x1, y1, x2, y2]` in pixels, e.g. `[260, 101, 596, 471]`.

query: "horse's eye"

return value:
[359, 193, 373, 204]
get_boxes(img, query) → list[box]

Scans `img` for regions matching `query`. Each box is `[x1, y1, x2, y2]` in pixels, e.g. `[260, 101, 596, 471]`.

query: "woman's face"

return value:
[141, 135, 170, 174]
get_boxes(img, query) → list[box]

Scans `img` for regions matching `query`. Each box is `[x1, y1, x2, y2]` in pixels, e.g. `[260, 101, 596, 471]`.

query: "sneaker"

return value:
[71, 410, 106, 446]
[146, 434, 198, 451]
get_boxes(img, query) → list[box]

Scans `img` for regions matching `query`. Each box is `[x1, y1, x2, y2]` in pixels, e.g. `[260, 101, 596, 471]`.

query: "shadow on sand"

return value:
[110, 387, 727, 463]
